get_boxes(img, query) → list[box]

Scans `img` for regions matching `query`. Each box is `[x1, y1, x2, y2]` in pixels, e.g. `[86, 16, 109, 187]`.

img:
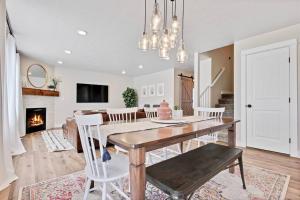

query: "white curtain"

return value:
[0, 0, 19, 189]
[4, 34, 26, 155]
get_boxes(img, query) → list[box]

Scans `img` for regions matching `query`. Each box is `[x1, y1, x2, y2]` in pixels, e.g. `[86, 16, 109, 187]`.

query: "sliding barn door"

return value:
[181, 78, 194, 116]
[246, 47, 290, 154]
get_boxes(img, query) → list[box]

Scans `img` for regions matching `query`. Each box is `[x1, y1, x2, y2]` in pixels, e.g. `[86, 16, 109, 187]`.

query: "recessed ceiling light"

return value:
[138, 65, 143, 69]
[64, 50, 72, 54]
[77, 30, 87, 36]
[121, 70, 126, 74]
[57, 61, 63, 64]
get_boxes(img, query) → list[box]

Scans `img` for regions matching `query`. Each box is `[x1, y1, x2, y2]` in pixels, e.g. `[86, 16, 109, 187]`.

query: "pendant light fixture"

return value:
[138, 0, 149, 51]
[171, 0, 180, 34]
[139, 0, 189, 61]
[177, 0, 188, 63]
[169, 0, 179, 48]
[150, 0, 163, 33]
[159, 0, 170, 60]
[150, 32, 159, 50]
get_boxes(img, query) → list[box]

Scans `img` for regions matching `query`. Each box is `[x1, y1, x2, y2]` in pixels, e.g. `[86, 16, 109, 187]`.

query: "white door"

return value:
[246, 47, 290, 154]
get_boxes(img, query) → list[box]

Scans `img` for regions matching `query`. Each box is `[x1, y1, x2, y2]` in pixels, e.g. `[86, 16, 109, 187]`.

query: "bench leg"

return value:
[238, 155, 246, 189]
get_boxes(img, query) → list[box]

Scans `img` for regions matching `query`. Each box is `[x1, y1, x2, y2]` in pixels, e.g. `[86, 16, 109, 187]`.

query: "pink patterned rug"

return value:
[20, 165, 289, 200]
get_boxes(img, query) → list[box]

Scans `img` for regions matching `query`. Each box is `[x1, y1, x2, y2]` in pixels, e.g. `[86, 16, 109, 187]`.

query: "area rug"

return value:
[19, 165, 289, 200]
[41, 129, 74, 152]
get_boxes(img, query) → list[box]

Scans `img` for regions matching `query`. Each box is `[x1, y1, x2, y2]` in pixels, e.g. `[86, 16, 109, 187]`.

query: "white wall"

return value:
[133, 68, 175, 108]
[54, 67, 133, 126]
[234, 23, 300, 156]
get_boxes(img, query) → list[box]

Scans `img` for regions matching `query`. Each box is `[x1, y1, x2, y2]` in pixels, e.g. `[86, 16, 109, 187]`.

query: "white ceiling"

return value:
[6, 0, 300, 76]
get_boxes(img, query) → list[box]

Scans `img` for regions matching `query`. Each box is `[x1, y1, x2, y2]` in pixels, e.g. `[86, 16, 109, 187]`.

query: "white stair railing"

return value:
[199, 67, 225, 107]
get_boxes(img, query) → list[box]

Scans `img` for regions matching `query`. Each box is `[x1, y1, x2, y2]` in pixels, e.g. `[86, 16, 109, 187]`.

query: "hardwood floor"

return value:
[2, 132, 300, 200]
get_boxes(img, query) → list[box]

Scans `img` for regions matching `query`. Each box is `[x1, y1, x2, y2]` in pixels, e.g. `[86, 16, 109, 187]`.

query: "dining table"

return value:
[107, 117, 240, 200]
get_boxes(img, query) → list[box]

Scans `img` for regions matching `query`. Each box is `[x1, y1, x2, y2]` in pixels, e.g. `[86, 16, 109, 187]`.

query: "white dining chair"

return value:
[107, 107, 138, 124]
[75, 114, 130, 200]
[106, 107, 138, 154]
[144, 107, 181, 163]
[186, 107, 225, 152]
[144, 107, 158, 118]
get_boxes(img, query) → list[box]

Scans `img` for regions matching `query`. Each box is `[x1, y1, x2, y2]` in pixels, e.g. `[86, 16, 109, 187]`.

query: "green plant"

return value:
[122, 87, 138, 108]
[174, 105, 180, 110]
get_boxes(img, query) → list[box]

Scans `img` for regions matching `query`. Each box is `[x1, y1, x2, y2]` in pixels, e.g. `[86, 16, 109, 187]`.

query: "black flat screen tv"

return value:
[76, 83, 108, 103]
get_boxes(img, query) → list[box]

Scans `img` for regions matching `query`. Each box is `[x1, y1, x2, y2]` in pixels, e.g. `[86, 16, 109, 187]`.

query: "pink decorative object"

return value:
[158, 100, 172, 120]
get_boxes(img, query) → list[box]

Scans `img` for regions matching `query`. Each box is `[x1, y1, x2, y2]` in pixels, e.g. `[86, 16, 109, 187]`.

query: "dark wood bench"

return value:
[146, 143, 246, 200]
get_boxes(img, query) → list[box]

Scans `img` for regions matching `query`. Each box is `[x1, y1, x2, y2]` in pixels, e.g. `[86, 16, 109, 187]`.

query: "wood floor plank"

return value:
[5, 132, 300, 200]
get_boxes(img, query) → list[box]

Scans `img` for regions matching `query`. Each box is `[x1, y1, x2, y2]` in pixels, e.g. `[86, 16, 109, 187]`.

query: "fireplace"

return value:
[26, 108, 46, 134]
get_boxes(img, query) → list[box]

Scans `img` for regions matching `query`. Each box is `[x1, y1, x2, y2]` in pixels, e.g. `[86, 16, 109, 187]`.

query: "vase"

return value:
[157, 100, 172, 120]
[172, 110, 183, 119]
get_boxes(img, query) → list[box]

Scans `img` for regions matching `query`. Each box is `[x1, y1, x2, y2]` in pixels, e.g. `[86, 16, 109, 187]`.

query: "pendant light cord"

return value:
[144, 0, 146, 34]
[175, 0, 177, 16]
[181, 0, 184, 40]
[163, 0, 166, 29]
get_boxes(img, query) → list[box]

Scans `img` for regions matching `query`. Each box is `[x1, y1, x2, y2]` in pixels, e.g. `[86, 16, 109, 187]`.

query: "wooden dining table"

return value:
[108, 117, 240, 200]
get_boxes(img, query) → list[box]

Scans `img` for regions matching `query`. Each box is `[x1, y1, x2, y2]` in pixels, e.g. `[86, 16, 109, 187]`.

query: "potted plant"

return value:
[122, 87, 138, 108]
[48, 77, 61, 91]
[172, 105, 183, 119]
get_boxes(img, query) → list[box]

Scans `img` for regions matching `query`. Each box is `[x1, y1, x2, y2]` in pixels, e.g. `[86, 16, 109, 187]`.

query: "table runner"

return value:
[92, 116, 214, 146]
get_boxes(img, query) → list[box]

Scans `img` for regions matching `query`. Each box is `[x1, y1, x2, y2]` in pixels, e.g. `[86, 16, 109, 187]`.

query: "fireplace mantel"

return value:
[22, 88, 59, 97]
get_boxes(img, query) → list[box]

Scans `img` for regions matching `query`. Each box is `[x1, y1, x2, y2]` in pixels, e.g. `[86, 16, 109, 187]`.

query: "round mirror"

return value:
[27, 64, 47, 88]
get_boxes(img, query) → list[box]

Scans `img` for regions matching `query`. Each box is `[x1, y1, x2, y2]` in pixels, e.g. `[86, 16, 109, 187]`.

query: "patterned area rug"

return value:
[41, 129, 74, 152]
[20, 165, 289, 200]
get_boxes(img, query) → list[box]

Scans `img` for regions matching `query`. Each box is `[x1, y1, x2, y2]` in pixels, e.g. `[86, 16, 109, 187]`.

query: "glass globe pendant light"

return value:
[138, 0, 149, 51]
[177, 39, 188, 63]
[150, 0, 163, 33]
[177, 0, 188, 63]
[159, 47, 170, 60]
[169, 0, 178, 49]
[150, 32, 159, 50]
[159, 0, 170, 59]
[170, 0, 180, 34]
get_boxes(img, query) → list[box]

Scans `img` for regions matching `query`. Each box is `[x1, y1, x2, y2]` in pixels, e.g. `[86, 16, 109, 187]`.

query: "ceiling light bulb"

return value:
[169, 32, 177, 49]
[159, 47, 170, 60]
[177, 40, 188, 63]
[64, 50, 72, 54]
[77, 30, 87, 36]
[150, 2, 163, 33]
[138, 32, 150, 51]
[138, 65, 143, 69]
[57, 61, 63, 64]
[159, 29, 170, 49]
[171, 16, 180, 34]
[150, 33, 159, 50]
[121, 70, 126, 74]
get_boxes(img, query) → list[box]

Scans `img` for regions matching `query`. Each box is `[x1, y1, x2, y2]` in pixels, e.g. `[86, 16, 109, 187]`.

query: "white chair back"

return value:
[194, 107, 225, 118]
[75, 114, 108, 178]
[144, 107, 158, 119]
[107, 107, 138, 123]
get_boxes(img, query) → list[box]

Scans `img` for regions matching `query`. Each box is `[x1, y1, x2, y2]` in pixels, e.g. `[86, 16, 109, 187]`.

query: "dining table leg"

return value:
[228, 123, 236, 173]
[129, 147, 146, 200]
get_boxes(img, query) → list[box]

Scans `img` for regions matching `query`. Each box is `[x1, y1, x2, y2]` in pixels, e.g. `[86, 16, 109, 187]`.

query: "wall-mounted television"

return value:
[76, 83, 108, 103]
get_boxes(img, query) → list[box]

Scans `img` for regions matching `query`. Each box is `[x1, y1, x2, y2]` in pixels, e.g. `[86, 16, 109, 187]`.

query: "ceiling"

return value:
[6, 0, 300, 76]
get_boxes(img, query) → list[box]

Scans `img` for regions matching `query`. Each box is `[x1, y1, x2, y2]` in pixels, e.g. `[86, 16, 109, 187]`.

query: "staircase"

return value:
[216, 92, 234, 117]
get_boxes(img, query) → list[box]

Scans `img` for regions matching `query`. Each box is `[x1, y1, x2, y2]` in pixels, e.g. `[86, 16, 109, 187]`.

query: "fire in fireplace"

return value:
[26, 108, 46, 134]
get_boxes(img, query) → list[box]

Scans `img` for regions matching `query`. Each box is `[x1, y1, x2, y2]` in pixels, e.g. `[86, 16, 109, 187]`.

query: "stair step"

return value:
[221, 93, 234, 99]
[219, 98, 234, 104]
[216, 104, 234, 109]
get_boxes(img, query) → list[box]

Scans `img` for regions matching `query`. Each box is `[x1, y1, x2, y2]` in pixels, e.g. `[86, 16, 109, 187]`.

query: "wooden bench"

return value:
[146, 143, 246, 200]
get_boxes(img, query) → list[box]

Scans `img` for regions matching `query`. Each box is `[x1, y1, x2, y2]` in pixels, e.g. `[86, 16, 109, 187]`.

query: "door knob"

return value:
[247, 104, 252, 108]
